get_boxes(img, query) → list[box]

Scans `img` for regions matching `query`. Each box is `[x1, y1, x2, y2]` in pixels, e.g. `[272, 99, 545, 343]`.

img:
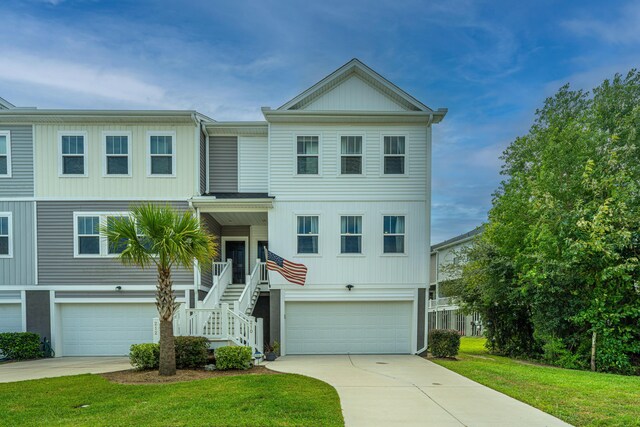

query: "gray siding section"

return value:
[417, 288, 426, 350]
[209, 136, 238, 193]
[269, 289, 281, 347]
[37, 201, 194, 286]
[0, 201, 36, 286]
[199, 129, 207, 195]
[0, 125, 33, 197]
[200, 213, 222, 289]
[26, 291, 51, 341]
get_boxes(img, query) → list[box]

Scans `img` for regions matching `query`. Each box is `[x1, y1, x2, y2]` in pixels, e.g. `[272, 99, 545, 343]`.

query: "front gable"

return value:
[278, 59, 432, 113]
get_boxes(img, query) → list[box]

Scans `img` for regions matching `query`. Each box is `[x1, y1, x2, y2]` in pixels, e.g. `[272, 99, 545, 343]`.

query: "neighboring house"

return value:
[429, 227, 483, 337]
[0, 59, 447, 356]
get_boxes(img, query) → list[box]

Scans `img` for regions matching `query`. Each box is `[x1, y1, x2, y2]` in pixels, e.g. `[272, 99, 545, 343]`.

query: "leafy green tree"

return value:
[454, 71, 640, 373]
[103, 204, 217, 376]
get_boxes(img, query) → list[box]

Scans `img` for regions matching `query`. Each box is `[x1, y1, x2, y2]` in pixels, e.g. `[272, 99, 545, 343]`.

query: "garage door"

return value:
[0, 304, 22, 333]
[60, 303, 157, 356]
[285, 301, 412, 354]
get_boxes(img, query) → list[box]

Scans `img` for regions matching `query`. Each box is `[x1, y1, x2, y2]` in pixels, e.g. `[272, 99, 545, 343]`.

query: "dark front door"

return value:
[225, 240, 246, 284]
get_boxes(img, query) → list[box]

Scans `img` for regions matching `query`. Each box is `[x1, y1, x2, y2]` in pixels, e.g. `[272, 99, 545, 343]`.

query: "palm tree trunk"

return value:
[157, 265, 176, 376]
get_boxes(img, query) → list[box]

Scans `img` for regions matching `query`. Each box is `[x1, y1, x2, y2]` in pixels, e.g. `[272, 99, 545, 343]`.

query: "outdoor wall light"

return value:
[346, 284, 354, 291]
[115, 286, 122, 291]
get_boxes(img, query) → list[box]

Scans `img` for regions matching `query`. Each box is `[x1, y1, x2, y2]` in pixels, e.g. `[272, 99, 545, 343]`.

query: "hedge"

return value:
[130, 337, 210, 370]
[430, 329, 461, 358]
[215, 346, 253, 370]
[0, 332, 44, 360]
[130, 343, 160, 370]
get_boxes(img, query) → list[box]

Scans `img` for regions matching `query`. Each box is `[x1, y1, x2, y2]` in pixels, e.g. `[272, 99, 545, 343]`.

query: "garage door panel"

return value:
[0, 304, 22, 333]
[60, 304, 157, 356]
[285, 301, 412, 355]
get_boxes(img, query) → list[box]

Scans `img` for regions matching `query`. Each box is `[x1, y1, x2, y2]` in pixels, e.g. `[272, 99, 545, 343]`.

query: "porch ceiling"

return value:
[208, 211, 267, 226]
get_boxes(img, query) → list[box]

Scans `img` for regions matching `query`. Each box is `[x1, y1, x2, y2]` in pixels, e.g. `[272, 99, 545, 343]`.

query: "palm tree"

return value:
[103, 204, 217, 376]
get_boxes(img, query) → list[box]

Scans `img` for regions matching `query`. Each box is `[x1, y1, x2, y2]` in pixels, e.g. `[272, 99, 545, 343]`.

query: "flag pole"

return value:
[263, 247, 270, 285]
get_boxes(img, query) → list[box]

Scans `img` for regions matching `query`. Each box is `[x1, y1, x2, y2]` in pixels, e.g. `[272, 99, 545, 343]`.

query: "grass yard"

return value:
[432, 337, 640, 427]
[0, 373, 344, 427]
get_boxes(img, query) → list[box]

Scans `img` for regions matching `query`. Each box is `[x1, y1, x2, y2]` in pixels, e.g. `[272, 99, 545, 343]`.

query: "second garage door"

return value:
[59, 303, 157, 356]
[285, 301, 412, 355]
[0, 304, 22, 333]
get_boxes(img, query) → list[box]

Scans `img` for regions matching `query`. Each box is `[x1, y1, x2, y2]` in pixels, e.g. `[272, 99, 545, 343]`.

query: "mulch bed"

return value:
[101, 365, 280, 384]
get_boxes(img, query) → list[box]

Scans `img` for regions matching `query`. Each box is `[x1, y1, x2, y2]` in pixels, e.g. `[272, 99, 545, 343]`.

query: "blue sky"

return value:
[1, 0, 638, 243]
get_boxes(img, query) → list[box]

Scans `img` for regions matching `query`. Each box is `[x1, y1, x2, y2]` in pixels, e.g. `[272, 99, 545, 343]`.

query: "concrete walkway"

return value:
[267, 355, 570, 427]
[0, 357, 131, 383]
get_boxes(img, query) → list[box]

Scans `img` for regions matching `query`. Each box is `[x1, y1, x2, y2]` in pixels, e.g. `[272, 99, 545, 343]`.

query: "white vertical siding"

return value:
[249, 225, 268, 270]
[267, 201, 427, 288]
[268, 124, 428, 201]
[302, 75, 407, 112]
[238, 136, 268, 193]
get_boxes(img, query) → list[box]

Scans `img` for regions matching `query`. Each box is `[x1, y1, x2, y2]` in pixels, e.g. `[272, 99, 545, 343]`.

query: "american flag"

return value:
[265, 250, 307, 286]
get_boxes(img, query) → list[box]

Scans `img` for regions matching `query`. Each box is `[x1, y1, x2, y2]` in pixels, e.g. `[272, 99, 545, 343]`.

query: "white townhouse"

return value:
[0, 59, 446, 357]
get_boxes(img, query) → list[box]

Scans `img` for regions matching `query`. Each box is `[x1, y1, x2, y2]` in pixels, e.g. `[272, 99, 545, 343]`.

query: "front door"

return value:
[225, 240, 246, 284]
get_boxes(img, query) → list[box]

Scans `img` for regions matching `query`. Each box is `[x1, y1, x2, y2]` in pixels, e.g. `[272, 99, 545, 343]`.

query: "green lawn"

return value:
[0, 373, 344, 427]
[432, 337, 640, 427]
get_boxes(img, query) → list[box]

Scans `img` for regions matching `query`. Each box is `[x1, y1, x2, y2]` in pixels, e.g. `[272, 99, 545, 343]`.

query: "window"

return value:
[106, 215, 127, 254]
[60, 133, 87, 176]
[383, 136, 405, 174]
[148, 133, 175, 176]
[383, 215, 405, 253]
[297, 216, 319, 254]
[0, 213, 12, 257]
[296, 136, 319, 175]
[340, 215, 362, 254]
[104, 133, 131, 176]
[76, 215, 100, 255]
[0, 131, 11, 177]
[340, 136, 362, 175]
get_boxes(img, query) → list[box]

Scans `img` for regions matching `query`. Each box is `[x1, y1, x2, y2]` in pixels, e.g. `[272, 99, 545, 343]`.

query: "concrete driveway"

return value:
[0, 357, 131, 383]
[267, 355, 570, 427]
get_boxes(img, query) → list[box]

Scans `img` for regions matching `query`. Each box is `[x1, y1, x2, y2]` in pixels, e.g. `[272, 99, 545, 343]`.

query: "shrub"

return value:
[129, 343, 159, 370]
[215, 345, 253, 370]
[175, 336, 209, 369]
[0, 332, 43, 360]
[430, 329, 461, 358]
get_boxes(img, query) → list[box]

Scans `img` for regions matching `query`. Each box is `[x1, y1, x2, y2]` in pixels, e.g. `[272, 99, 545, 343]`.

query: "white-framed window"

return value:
[74, 212, 131, 257]
[148, 132, 176, 176]
[383, 215, 405, 254]
[0, 212, 12, 258]
[0, 131, 11, 177]
[383, 136, 405, 175]
[340, 136, 363, 175]
[103, 132, 131, 176]
[59, 132, 88, 176]
[340, 215, 362, 254]
[297, 215, 319, 254]
[296, 136, 319, 175]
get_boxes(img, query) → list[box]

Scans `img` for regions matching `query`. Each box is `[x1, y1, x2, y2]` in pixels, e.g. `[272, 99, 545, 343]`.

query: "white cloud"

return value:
[564, 1, 640, 44]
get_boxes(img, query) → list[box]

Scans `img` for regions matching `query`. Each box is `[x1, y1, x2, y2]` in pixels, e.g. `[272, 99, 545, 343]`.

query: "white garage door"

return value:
[285, 301, 412, 354]
[60, 303, 157, 356]
[0, 304, 22, 333]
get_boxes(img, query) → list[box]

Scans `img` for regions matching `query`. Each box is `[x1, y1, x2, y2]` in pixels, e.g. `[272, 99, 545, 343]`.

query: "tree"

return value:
[103, 204, 217, 376]
[454, 71, 640, 374]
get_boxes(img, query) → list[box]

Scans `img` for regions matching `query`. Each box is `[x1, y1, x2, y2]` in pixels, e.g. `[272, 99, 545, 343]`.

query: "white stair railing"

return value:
[201, 259, 232, 309]
[259, 261, 269, 283]
[237, 260, 261, 315]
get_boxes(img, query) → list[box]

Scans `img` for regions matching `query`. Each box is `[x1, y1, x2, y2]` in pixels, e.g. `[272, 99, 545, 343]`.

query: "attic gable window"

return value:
[383, 136, 405, 175]
[0, 131, 11, 177]
[296, 136, 319, 175]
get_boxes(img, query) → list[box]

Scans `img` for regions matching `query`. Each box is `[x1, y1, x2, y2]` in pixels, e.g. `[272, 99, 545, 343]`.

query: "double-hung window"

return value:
[297, 215, 319, 254]
[60, 133, 87, 176]
[383, 136, 405, 174]
[148, 133, 175, 176]
[340, 215, 362, 254]
[0, 213, 12, 257]
[106, 215, 128, 254]
[76, 215, 100, 255]
[296, 136, 319, 175]
[340, 136, 362, 175]
[0, 131, 11, 177]
[104, 133, 131, 176]
[383, 215, 405, 253]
